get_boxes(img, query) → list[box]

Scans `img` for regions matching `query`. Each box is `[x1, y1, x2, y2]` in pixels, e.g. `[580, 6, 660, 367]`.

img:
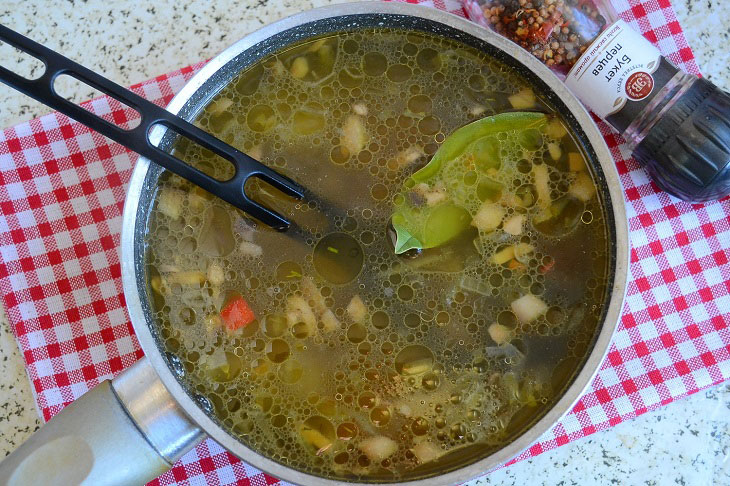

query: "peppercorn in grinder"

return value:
[473, 0, 730, 202]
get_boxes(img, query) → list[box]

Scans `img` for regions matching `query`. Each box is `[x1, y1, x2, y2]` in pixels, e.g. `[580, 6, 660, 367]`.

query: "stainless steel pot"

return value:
[0, 3, 629, 485]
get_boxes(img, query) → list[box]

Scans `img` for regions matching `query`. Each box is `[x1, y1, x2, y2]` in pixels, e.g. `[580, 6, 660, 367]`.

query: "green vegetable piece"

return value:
[422, 203, 471, 247]
[392, 204, 470, 254]
[391, 112, 547, 254]
[477, 178, 504, 203]
[410, 112, 547, 183]
[471, 137, 501, 172]
[518, 128, 543, 150]
[392, 215, 423, 254]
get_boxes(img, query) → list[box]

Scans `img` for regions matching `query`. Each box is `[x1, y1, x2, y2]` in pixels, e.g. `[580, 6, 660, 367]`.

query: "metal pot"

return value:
[0, 3, 628, 485]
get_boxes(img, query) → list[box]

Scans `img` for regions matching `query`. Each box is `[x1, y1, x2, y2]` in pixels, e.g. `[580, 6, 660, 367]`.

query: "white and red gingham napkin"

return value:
[0, 1, 727, 484]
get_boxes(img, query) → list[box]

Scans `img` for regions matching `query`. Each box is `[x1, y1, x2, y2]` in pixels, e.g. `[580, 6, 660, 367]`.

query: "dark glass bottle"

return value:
[471, 0, 730, 202]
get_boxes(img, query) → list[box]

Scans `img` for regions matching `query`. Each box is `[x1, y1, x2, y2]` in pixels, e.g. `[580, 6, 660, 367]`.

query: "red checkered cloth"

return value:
[0, 0, 727, 484]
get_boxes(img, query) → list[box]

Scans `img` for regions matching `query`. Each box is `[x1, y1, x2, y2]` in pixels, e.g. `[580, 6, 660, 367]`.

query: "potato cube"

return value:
[240, 241, 263, 258]
[286, 295, 317, 336]
[508, 88, 536, 109]
[568, 152, 585, 172]
[360, 436, 397, 462]
[412, 442, 444, 464]
[158, 188, 185, 220]
[347, 295, 367, 323]
[290, 56, 309, 79]
[340, 115, 369, 155]
[511, 294, 548, 323]
[548, 142, 562, 161]
[533, 164, 551, 209]
[568, 172, 596, 202]
[502, 214, 525, 236]
[491, 245, 515, 265]
[471, 202, 505, 232]
[206, 262, 225, 286]
[321, 309, 341, 332]
[352, 103, 368, 116]
[488, 323, 512, 345]
[545, 118, 568, 139]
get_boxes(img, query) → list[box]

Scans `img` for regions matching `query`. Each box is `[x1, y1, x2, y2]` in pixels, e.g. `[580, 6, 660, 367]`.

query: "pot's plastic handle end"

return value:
[0, 357, 205, 486]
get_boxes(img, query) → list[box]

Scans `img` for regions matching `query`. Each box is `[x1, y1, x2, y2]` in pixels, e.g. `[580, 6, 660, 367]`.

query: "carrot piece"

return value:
[508, 259, 526, 271]
[220, 293, 256, 332]
[538, 260, 555, 274]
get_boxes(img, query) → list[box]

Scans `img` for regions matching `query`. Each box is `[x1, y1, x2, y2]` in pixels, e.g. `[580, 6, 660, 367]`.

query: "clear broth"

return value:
[145, 29, 610, 481]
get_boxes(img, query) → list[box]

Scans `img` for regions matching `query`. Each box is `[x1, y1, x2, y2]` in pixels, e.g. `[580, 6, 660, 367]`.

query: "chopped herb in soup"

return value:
[145, 29, 610, 481]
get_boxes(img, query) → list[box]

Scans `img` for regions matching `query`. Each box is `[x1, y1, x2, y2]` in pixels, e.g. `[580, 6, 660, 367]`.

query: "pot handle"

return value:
[0, 357, 205, 486]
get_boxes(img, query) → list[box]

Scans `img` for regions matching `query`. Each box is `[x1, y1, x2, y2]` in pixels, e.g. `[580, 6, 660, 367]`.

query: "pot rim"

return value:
[121, 3, 629, 485]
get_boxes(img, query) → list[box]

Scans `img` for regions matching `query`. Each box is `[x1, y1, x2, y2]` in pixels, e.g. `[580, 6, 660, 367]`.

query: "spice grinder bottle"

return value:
[469, 0, 730, 202]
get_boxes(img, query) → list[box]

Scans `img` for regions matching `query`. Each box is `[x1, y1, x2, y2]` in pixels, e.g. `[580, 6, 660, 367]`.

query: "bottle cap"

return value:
[633, 78, 730, 202]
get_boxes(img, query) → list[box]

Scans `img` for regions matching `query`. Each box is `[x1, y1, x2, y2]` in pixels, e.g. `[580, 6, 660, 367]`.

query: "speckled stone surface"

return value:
[0, 309, 41, 458]
[673, 0, 730, 88]
[1, 0, 729, 482]
[465, 384, 730, 485]
[0, 0, 349, 128]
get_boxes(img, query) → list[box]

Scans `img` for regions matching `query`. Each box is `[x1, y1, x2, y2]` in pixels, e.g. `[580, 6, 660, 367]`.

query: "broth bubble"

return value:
[313, 233, 364, 284]
[395, 345, 434, 376]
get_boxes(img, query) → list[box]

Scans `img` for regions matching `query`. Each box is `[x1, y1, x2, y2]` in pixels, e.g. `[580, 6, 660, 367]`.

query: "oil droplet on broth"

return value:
[313, 232, 364, 284]
[371, 310, 389, 329]
[347, 322, 367, 343]
[435, 311, 450, 326]
[395, 345, 434, 376]
[398, 285, 414, 301]
[358, 342, 372, 355]
[358, 391, 377, 409]
[334, 451, 349, 464]
[362, 52, 388, 76]
[386, 64, 412, 82]
[337, 422, 358, 440]
[370, 183, 388, 200]
[416, 47, 441, 71]
[179, 307, 196, 326]
[418, 115, 440, 135]
[247, 104, 276, 132]
[370, 405, 391, 426]
[330, 145, 350, 164]
[276, 261, 303, 281]
[300, 416, 336, 453]
[411, 417, 430, 435]
[408, 94, 432, 114]
[266, 339, 290, 363]
[422, 371, 440, 390]
[251, 358, 269, 376]
[271, 414, 287, 428]
[404, 313, 421, 328]
[291, 321, 311, 339]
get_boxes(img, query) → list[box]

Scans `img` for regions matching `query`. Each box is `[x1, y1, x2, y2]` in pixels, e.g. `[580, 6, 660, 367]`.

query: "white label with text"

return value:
[565, 19, 662, 118]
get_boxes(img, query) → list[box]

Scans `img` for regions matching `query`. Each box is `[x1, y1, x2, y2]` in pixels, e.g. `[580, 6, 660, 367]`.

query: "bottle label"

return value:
[565, 19, 662, 119]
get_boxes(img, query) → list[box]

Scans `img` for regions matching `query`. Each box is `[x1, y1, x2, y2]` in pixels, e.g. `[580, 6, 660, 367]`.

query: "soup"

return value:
[145, 29, 610, 481]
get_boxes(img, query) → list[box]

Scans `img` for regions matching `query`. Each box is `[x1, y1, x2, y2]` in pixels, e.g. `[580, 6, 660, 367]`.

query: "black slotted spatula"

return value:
[0, 24, 305, 230]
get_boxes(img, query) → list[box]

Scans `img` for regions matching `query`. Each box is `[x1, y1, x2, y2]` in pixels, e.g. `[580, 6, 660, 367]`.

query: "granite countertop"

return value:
[0, 0, 729, 484]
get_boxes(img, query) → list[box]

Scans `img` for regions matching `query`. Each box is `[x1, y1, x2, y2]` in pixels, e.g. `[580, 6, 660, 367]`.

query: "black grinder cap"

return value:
[632, 78, 730, 203]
